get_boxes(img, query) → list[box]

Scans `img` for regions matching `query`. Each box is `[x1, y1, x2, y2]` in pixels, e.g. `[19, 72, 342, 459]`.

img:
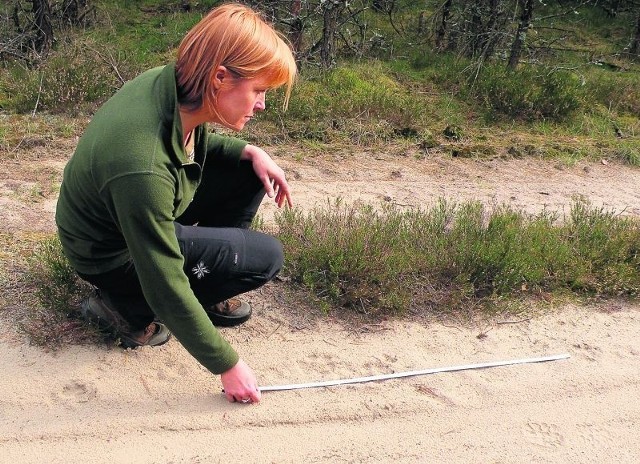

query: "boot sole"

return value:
[208, 311, 252, 327]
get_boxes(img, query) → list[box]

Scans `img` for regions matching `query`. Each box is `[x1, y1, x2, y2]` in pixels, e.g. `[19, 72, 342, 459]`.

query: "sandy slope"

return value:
[1, 145, 640, 463]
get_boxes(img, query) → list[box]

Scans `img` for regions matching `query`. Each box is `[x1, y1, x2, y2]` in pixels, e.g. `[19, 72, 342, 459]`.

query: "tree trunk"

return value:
[507, 0, 534, 70]
[13, 2, 23, 33]
[481, 0, 502, 60]
[468, 3, 483, 57]
[417, 10, 426, 36]
[630, 8, 640, 56]
[60, 0, 89, 26]
[290, 0, 304, 54]
[32, 0, 53, 56]
[320, 1, 345, 69]
[602, 0, 621, 17]
[435, 0, 452, 50]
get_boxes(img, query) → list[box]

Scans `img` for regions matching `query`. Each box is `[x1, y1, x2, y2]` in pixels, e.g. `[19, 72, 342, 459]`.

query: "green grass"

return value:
[0, 113, 87, 154]
[26, 236, 91, 315]
[255, 61, 432, 145]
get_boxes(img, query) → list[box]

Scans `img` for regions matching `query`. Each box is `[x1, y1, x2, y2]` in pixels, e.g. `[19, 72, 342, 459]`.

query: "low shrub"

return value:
[475, 65, 584, 121]
[585, 68, 640, 116]
[27, 235, 90, 314]
[263, 61, 426, 144]
[567, 200, 640, 294]
[3, 36, 138, 114]
[12, 199, 640, 345]
[21, 235, 94, 345]
[276, 199, 640, 316]
[408, 52, 585, 123]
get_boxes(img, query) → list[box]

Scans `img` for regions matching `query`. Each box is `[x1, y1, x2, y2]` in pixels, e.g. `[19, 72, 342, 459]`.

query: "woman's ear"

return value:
[211, 66, 229, 90]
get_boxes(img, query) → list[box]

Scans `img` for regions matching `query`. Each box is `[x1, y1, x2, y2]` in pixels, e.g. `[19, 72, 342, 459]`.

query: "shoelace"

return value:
[136, 323, 157, 343]
[223, 299, 242, 313]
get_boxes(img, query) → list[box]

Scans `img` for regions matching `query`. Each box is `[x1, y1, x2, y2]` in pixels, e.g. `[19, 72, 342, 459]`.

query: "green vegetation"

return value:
[20, 236, 95, 345]
[1, 1, 638, 163]
[275, 200, 640, 316]
[4, 36, 125, 114]
[27, 236, 90, 315]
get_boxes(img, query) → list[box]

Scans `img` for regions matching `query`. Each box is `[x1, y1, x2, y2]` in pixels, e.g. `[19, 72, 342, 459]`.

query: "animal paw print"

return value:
[524, 422, 564, 448]
[575, 423, 615, 449]
[60, 380, 98, 403]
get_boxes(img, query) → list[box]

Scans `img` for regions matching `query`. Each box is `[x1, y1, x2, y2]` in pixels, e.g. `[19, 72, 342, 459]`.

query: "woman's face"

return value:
[212, 70, 269, 131]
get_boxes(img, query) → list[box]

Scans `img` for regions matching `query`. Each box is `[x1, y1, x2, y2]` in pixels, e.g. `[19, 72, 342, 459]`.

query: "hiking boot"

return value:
[80, 293, 130, 334]
[80, 293, 171, 348]
[205, 298, 252, 327]
[119, 322, 171, 349]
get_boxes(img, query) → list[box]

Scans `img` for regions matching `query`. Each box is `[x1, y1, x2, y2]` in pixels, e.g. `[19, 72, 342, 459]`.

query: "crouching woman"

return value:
[56, 3, 297, 404]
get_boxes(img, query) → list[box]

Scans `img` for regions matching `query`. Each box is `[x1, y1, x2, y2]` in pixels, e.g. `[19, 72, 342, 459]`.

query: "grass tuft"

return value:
[19, 235, 96, 346]
[26, 236, 90, 314]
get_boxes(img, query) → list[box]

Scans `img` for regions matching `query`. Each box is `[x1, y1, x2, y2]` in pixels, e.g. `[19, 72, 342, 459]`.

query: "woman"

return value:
[55, 3, 297, 405]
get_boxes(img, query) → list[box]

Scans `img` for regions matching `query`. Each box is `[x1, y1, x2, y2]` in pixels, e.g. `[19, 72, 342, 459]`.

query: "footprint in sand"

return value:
[414, 384, 457, 407]
[572, 342, 602, 362]
[575, 423, 615, 450]
[59, 379, 98, 403]
[524, 422, 565, 448]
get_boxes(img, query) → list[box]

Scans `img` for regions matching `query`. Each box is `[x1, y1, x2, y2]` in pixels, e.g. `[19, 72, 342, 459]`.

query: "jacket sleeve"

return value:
[101, 172, 239, 374]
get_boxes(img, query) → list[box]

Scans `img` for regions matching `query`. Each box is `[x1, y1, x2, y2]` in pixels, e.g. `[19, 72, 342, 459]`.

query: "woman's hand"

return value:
[241, 144, 293, 208]
[220, 359, 262, 404]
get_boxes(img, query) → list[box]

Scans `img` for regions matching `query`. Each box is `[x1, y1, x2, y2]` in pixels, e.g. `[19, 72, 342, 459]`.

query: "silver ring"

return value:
[241, 398, 251, 403]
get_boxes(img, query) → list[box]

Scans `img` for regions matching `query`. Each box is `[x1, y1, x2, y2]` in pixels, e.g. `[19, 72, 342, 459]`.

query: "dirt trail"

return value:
[262, 152, 640, 222]
[1, 143, 639, 463]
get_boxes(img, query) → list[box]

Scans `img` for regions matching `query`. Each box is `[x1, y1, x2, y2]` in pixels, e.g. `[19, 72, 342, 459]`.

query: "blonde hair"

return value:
[176, 3, 297, 118]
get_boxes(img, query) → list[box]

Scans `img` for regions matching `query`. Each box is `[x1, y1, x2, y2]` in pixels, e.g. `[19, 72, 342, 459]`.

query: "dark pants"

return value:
[78, 160, 283, 331]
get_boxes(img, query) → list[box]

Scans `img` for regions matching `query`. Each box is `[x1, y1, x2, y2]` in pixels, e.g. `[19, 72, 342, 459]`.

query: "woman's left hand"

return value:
[241, 144, 293, 208]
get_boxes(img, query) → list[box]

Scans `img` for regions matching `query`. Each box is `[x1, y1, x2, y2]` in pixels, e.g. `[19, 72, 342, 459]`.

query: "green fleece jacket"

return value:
[56, 64, 247, 374]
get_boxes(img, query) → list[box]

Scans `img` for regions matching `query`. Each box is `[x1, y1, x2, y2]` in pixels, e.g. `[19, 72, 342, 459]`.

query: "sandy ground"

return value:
[1, 141, 640, 463]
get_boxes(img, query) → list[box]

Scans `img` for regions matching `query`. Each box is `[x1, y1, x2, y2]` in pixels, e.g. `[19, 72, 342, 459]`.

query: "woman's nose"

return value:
[255, 93, 266, 111]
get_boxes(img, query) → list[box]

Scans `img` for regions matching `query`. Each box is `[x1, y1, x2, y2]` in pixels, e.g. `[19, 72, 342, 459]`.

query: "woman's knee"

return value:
[246, 231, 283, 280]
[262, 234, 284, 277]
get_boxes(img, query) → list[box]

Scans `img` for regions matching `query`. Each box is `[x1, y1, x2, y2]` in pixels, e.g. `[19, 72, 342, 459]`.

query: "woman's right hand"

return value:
[220, 359, 262, 404]
[240, 144, 293, 208]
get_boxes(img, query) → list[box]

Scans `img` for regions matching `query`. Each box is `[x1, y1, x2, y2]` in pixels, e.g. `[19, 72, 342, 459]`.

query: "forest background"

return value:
[2, 0, 639, 157]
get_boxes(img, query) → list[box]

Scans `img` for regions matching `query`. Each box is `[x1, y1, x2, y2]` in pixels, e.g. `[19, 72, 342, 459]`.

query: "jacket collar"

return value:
[153, 63, 202, 166]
